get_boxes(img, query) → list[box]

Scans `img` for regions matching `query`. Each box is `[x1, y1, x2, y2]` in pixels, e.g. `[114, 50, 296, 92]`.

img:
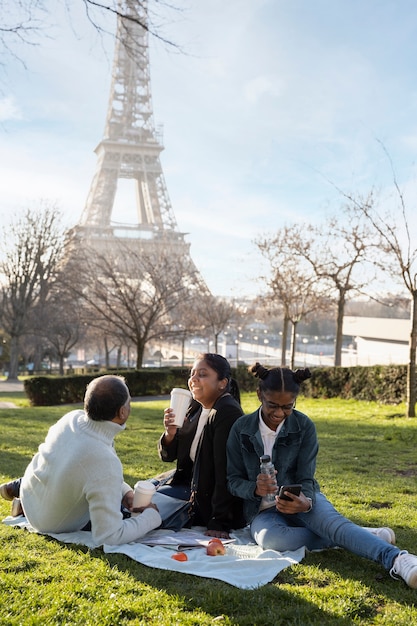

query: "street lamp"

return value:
[302, 337, 308, 366]
[253, 335, 258, 358]
[177, 325, 186, 367]
[234, 326, 243, 366]
[264, 338, 269, 360]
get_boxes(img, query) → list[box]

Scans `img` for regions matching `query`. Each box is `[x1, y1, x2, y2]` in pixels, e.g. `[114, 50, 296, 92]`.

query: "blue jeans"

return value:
[250, 492, 400, 571]
[156, 484, 191, 501]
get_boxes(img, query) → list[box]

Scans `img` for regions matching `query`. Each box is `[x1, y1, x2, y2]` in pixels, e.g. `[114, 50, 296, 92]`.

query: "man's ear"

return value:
[113, 405, 128, 425]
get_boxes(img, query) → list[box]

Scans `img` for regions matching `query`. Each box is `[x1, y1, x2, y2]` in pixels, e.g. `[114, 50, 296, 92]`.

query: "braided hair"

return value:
[249, 362, 311, 396]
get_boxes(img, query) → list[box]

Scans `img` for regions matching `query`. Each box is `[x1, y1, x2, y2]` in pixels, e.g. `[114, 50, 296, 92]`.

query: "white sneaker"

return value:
[390, 551, 417, 588]
[363, 526, 396, 545]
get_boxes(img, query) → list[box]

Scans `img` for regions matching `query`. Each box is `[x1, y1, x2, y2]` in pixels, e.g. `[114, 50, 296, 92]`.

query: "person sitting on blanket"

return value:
[158, 353, 245, 540]
[0, 375, 161, 546]
[226, 362, 417, 589]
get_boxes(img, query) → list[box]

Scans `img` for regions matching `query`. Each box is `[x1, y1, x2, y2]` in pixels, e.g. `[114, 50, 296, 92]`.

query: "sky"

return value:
[1, 0, 417, 298]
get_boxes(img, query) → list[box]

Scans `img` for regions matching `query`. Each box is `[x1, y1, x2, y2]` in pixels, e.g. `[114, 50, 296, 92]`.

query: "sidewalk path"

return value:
[0, 379, 25, 393]
[0, 379, 24, 407]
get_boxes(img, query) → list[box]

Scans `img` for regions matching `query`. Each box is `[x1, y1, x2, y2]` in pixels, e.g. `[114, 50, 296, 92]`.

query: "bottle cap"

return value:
[260, 454, 271, 463]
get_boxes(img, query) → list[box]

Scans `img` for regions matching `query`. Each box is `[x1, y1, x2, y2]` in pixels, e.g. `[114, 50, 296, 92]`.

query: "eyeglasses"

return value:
[261, 396, 295, 413]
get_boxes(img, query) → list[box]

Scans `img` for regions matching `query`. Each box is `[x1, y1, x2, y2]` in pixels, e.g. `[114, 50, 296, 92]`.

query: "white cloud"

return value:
[243, 75, 284, 105]
[0, 96, 22, 121]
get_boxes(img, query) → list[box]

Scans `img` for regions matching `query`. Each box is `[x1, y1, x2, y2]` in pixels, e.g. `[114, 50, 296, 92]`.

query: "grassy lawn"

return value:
[1, 392, 417, 625]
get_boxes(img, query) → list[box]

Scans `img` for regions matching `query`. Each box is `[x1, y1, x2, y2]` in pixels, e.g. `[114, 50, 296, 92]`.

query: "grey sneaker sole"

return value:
[0, 483, 14, 501]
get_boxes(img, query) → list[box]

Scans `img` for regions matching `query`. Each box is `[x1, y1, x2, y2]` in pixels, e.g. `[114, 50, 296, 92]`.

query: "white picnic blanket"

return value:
[2, 515, 304, 589]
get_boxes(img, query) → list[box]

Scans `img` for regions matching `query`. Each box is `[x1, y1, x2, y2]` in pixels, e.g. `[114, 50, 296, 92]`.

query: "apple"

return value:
[206, 540, 226, 556]
[171, 551, 188, 562]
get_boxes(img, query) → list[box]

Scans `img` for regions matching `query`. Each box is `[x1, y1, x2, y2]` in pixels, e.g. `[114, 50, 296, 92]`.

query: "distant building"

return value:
[342, 316, 410, 366]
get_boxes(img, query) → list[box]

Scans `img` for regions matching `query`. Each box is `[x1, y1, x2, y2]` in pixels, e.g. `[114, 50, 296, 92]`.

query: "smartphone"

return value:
[278, 484, 302, 501]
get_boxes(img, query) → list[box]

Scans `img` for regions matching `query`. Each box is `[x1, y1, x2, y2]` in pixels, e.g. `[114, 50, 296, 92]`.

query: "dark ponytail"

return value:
[229, 378, 241, 405]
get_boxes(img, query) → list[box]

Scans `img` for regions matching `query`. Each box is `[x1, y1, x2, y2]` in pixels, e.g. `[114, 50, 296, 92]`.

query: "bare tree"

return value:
[102, 332, 123, 369]
[198, 296, 237, 353]
[281, 209, 374, 366]
[256, 299, 289, 366]
[1, 0, 180, 69]
[0, 203, 65, 379]
[64, 239, 201, 368]
[345, 183, 417, 417]
[30, 284, 86, 375]
[162, 299, 209, 366]
[256, 231, 328, 367]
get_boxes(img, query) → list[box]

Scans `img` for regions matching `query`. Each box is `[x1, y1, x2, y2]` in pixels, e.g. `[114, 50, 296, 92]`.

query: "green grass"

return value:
[0, 390, 31, 408]
[1, 394, 417, 625]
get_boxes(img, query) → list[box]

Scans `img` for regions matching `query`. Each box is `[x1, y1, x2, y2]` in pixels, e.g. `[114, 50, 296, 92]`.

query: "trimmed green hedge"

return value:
[302, 365, 407, 404]
[23, 364, 409, 407]
[23, 368, 190, 407]
[235, 364, 408, 404]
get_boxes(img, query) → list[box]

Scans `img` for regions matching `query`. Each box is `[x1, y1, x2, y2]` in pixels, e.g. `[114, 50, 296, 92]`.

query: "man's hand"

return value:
[123, 489, 159, 514]
[132, 502, 159, 514]
[122, 490, 134, 510]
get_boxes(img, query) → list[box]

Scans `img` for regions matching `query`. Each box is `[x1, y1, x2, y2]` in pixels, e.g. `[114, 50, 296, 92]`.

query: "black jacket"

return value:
[158, 393, 245, 532]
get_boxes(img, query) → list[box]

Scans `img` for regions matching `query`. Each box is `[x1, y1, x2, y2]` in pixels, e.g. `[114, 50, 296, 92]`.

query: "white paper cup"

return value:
[133, 480, 156, 509]
[170, 387, 192, 427]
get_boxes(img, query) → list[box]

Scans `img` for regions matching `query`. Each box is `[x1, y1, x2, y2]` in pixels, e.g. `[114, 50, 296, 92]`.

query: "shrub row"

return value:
[23, 364, 409, 407]
[23, 368, 190, 407]
[301, 364, 408, 404]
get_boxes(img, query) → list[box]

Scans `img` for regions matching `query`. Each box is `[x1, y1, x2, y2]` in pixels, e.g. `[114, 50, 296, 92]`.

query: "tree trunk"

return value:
[290, 320, 299, 369]
[181, 334, 185, 367]
[7, 335, 20, 380]
[104, 337, 110, 369]
[281, 316, 290, 366]
[33, 341, 43, 372]
[407, 291, 417, 417]
[136, 342, 145, 369]
[334, 291, 345, 367]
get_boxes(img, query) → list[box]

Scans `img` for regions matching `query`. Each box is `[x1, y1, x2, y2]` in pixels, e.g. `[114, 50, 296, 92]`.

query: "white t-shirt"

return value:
[189, 407, 211, 461]
[258, 409, 285, 510]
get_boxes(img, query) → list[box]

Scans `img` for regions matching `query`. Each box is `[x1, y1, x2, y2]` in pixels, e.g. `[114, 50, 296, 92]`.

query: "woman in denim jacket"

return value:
[226, 362, 417, 588]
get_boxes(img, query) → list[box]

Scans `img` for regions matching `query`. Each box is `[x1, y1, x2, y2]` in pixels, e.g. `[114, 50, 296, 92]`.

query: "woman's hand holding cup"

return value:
[163, 408, 178, 443]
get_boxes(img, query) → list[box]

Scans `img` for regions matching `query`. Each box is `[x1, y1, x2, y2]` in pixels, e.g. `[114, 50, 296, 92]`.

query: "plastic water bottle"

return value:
[260, 454, 277, 502]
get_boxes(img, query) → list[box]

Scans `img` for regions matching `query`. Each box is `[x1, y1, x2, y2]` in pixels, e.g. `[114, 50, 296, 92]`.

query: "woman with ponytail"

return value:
[158, 353, 244, 538]
[226, 363, 417, 588]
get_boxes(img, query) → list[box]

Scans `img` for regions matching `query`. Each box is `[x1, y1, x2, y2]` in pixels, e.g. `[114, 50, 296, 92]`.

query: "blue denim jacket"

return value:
[226, 408, 320, 524]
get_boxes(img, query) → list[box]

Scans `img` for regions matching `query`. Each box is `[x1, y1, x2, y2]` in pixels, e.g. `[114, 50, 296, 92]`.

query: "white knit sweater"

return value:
[21, 409, 161, 545]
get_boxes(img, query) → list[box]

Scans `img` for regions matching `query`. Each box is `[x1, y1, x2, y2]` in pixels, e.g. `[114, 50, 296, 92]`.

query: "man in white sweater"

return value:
[19, 375, 161, 546]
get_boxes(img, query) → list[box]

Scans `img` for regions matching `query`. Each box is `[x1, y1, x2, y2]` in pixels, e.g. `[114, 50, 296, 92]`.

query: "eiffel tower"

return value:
[69, 0, 206, 289]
